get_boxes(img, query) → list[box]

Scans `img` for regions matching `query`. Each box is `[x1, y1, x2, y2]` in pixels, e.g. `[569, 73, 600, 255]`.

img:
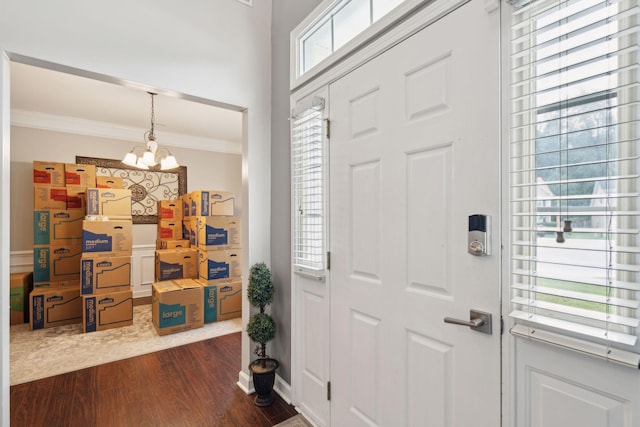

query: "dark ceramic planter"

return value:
[249, 358, 280, 407]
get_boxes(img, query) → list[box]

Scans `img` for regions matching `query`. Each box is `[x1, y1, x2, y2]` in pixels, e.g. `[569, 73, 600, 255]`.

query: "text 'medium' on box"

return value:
[82, 290, 133, 333]
[81, 219, 132, 256]
[197, 247, 242, 282]
[30, 285, 82, 330]
[155, 248, 197, 281]
[196, 216, 241, 249]
[81, 255, 132, 295]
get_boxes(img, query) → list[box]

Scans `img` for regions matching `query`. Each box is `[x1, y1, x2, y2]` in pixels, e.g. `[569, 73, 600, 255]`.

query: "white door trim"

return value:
[1, 50, 11, 427]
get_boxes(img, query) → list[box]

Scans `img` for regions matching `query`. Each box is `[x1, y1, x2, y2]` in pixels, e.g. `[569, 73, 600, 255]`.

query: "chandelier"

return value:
[122, 92, 179, 170]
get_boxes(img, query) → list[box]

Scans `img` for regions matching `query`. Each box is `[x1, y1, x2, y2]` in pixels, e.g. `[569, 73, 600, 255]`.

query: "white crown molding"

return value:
[11, 109, 242, 155]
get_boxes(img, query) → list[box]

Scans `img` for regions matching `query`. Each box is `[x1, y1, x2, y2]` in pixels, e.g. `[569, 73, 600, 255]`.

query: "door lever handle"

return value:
[444, 317, 485, 328]
[443, 309, 492, 335]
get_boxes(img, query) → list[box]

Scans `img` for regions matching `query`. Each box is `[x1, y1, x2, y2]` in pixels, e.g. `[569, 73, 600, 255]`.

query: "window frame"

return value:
[290, 0, 427, 90]
[291, 95, 329, 279]
[507, 0, 640, 367]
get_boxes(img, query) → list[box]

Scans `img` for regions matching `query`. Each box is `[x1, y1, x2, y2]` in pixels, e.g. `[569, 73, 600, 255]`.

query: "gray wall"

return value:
[271, 0, 321, 384]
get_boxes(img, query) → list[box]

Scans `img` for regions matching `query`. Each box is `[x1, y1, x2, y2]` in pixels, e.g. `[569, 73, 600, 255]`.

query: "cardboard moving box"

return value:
[34, 186, 67, 210]
[33, 161, 65, 186]
[96, 176, 124, 189]
[182, 193, 191, 218]
[157, 219, 182, 239]
[10, 272, 33, 325]
[81, 255, 132, 295]
[33, 245, 82, 283]
[199, 279, 242, 323]
[33, 209, 84, 246]
[82, 290, 133, 332]
[158, 200, 182, 220]
[196, 216, 241, 248]
[157, 239, 191, 250]
[82, 219, 133, 256]
[152, 279, 204, 336]
[65, 164, 96, 187]
[66, 186, 87, 210]
[197, 247, 242, 282]
[183, 218, 196, 245]
[30, 285, 82, 330]
[156, 248, 197, 281]
[33, 279, 79, 289]
[190, 190, 234, 216]
[86, 188, 132, 218]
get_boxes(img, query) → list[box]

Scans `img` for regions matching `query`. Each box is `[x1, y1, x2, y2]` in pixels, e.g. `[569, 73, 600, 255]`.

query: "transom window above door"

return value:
[299, 0, 404, 74]
[290, 0, 441, 89]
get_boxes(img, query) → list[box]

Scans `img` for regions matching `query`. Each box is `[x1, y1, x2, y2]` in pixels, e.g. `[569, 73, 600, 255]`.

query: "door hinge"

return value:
[327, 381, 331, 401]
[326, 251, 331, 270]
[500, 315, 504, 335]
[324, 118, 330, 139]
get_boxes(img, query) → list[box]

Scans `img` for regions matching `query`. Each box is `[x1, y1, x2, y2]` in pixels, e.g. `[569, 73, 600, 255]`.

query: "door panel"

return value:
[329, 1, 501, 426]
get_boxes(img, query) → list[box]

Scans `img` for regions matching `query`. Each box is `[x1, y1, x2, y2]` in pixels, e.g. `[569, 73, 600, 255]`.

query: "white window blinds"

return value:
[292, 97, 326, 273]
[509, 0, 640, 365]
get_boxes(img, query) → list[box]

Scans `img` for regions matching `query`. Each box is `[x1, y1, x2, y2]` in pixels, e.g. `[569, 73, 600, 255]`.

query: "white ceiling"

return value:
[9, 61, 243, 151]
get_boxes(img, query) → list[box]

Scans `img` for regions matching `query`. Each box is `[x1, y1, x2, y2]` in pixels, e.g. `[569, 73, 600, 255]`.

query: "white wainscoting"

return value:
[10, 244, 156, 299]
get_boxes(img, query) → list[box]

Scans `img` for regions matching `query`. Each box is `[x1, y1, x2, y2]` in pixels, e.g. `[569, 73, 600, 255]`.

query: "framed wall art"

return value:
[76, 156, 187, 224]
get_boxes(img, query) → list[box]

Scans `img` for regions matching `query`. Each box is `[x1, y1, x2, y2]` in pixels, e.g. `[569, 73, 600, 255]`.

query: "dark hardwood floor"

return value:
[10, 332, 298, 427]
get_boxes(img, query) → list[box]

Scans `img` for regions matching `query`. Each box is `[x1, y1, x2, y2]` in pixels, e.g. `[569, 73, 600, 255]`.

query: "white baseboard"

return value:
[237, 369, 254, 394]
[274, 373, 292, 404]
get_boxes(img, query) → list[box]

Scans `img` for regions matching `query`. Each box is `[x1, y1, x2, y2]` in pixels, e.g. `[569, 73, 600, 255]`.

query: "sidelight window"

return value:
[292, 97, 327, 274]
[509, 0, 640, 366]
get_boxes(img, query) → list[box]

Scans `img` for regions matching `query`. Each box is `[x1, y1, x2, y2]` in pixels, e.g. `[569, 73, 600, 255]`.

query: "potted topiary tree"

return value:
[246, 262, 279, 407]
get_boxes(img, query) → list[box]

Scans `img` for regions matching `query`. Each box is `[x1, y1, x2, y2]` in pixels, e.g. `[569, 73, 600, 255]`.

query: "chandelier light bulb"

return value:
[121, 92, 179, 170]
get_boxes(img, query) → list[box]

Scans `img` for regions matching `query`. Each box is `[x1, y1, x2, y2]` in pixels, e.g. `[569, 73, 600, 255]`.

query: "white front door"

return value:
[329, 1, 501, 426]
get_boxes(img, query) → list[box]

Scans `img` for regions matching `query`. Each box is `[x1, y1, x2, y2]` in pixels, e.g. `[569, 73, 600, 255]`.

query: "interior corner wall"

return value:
[0, 0, 272, 409]
[9, 126, 242, 252]
[270, 0, 322, 385]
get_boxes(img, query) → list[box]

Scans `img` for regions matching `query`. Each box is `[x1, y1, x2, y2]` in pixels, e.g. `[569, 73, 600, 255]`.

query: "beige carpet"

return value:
[10, 304, 242, 385]
[272, 414, 313, 427]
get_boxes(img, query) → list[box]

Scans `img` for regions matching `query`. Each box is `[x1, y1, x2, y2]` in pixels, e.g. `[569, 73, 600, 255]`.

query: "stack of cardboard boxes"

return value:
[29, 160, 134, 332]
[192, 190, 242, 326]
[30, 161, 93, 330]
[155, 200, 196, 281]
[151, 190, 242, 336]
[80, 184, 134, 332]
